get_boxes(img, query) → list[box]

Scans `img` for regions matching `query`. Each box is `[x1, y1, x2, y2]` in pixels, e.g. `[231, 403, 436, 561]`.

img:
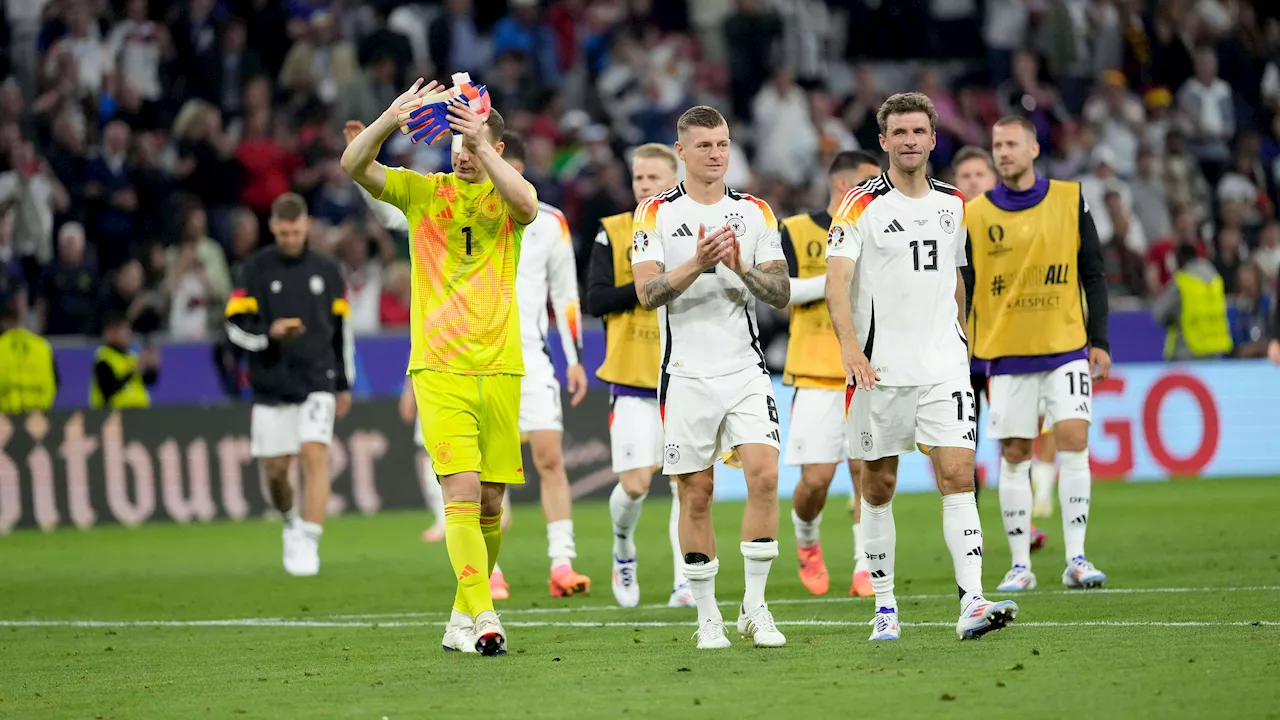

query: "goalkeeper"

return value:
[342, 78, 538, 656]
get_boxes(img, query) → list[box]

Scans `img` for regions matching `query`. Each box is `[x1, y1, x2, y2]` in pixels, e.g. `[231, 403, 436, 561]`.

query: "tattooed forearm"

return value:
[742, 260, 790, 309]
[644, 273, 681, 309]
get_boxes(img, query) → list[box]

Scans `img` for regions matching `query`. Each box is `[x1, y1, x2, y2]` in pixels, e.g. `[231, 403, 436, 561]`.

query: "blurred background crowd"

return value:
[2, 0, 1279, 368]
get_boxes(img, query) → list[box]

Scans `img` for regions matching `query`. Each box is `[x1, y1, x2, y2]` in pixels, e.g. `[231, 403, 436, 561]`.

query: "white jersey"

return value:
[631, 183, 785, 379]
[826, 173, 970, 387]
[516, 201, 583, 371]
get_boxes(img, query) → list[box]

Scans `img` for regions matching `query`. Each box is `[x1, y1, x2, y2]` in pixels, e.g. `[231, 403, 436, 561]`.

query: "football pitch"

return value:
[2, 479, 1278, 719]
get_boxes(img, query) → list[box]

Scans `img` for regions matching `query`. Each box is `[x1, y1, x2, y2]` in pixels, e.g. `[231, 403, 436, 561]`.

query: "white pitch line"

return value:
[320, 585, 1280, 621]
[1, 619, 1276, 629]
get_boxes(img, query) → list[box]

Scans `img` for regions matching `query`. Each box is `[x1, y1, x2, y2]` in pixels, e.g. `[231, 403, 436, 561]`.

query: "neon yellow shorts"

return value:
[411, 370, 524, 484]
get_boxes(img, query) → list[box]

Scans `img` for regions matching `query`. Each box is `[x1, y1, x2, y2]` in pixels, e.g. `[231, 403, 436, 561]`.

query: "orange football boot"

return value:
[490, 567, 510, 600]
[797, 544, 830, 595]
[849, 569, 873, 597]
[549, 564, 591, 597]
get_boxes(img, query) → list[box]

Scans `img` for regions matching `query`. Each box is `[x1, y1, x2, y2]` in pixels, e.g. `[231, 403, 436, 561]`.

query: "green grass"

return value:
[2, 479, 1280, 719]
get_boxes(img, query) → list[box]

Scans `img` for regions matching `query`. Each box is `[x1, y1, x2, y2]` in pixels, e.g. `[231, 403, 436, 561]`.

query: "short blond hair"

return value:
[876, 92, 938, 135]
[632, 143, 678, 173]
[677, 105, 727, 137]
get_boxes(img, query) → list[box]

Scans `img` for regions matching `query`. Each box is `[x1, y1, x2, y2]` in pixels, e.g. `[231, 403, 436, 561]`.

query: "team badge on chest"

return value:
[938, 208, 956, 234]
[726, 212, 746, 236]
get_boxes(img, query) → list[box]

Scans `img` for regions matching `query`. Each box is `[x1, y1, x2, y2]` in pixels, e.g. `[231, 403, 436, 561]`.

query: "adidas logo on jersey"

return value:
[883, 220, 905, 234]
[966, 547, 983, 557]
[962, 428, 977, 443]
[1075, 402, 1090, 414]
[672, 224, 694, 238]
[1069, 514, 1088, 526]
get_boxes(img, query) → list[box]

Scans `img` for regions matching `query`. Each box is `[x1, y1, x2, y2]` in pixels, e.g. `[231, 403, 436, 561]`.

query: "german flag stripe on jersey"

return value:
[224, 288, 258, 317]
[832, 187, 877, 228]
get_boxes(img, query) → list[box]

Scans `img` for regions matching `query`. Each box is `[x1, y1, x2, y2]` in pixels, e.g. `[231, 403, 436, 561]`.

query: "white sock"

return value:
[999, 458, 1033, 568]
[791, 509, 822, 548]
[852, 521, 866, 572]
[609, 483, 645, 560]
[740, 540, 778, 611]
[682, 557, 722, 625]
[492, 562, 503, 576]
[420, 456, 445, 527]
[1031, 459, 1056, 506]
[942, 492, 985, 607]
[283, 506, 299, 527]
[669, 480, 686, 587]
[1058, 449, 1092, 561]
[299, 520, 323, 540]
[547, 519, 576, 569]
[861, 499, 897, 610]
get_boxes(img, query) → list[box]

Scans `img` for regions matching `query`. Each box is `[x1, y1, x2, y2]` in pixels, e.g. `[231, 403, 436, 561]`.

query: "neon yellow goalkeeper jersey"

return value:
[378, 167, 536, 375]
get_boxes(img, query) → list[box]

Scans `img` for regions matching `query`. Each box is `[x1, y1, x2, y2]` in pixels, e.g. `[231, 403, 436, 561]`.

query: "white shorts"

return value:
[987, 358, 1092, 439]
[609, 394, 663, 473]
[661, 366, 780, 475]
[251, 392, 336, 458]
[847, 377, 976, 460]
[519, 365, 563, 433]
[785, 387, 850, 466]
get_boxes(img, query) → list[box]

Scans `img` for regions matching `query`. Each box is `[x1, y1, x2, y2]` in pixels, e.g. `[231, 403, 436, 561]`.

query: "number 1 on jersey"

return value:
[461, 226, 474, 255]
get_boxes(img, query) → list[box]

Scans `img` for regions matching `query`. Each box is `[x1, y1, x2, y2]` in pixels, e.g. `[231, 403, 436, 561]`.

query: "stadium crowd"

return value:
[1, 0, 1279, 362]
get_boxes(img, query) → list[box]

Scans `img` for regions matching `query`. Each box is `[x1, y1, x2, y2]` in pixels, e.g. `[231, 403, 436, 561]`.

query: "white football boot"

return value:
[611, 556, 640, 608]
[736, 604, 786, 647]
[473, 611, 507, 656]
[692, 619, 732, 649]
[996, 565, 1037, 592]
[956, 597, 1018, 640]
[1062, 556, 1107, 589]
[668, 583, 696, 608]
[282, 524, 319, 576]
[868, 607, 900, 641]
[441, 610, 477, 653]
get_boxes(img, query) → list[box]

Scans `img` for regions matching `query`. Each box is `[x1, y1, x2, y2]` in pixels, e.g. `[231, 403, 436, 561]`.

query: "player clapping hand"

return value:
[693, 223, 734, 271]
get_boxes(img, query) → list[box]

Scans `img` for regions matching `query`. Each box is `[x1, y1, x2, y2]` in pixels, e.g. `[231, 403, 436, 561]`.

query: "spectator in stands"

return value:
[1163, 129, 1213, 221]
[1102, 190, 1148, 297]
[1143, 87, 1175, 156]
[34, 221, 96, 336]
[0, 138, 67, 281]
[45, 4, 111, 99]
[379, 260, 412, 329]
[923, 68, 982, 166]
[335, 49, 399, 138]
[428, 0, 483, 80]
[1230, 261, 1273, 358]
[90, 312, 159, 409]
[1131, 148, 1173, 242]
[1148, 206, 1209, 293]
[0, 206, 27, 328]
[107, 0, 166, 128]
[1083, 69, 1145, 178]
[236, 108, 301, 230]
[215, 17, 265, 122]
[278, 11, 357, 107]
[998, 49, 1070, 153]
[1253, 219, 1280, 288]
[724, 0, 782, 122]
[492, 0, 560, 89]
[43, 114, 86, 216]
[1153, 243, 1233, 361]
[843, 64, 887, 150]
[84, 120, 138, 272]
[164, 199, 230, 339]
[752, 67, 817, 189]
[227, 208, 259, 274]
[168, 0, 222, 104]
[1177, 47, 1234, 176]
[99, 259, 163, 337]
[336, 231, 387, 336]
[1213, 225, 1247, 295]
[1080, 146, 1146, 253]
